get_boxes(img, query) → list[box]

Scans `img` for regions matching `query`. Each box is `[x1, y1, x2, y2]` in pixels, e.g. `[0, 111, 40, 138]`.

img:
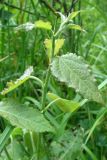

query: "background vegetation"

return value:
[0, 0, 107, 159]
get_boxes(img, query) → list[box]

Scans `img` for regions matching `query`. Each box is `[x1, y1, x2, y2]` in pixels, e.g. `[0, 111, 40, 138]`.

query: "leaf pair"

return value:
[55, 11, 84, 37]
[44, 39, 65, 60]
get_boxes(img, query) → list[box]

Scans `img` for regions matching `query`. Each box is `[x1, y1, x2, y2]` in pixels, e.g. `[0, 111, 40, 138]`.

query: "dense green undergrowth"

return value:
[0, 0, 107, 160]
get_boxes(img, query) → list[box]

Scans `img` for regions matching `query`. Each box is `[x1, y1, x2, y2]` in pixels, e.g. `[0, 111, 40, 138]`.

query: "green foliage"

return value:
[0, 139, 29, 160]
[51, 53, 103, 103]
[1, 66, 33, 95]
[15, 20, 52, 32]
[35, 20, 52, 30]
[9, 139, 28, 160]
[0, 100, 54, 132]
[47, 92, 80, 112]
[0, 125, 13, 152]
[0, 8, 12, 23]
[68, 11, 81, 20]
[68, 24, 85, 31]
[44, 38, 65, 60]
[0, 0, 107, 159]
[50, 129, 83, 160]
[55, 11, 83, 37]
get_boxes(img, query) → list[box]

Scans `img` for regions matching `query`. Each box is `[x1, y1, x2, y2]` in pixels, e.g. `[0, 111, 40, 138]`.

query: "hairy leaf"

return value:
[56, 12, 66, 23]
[15, 22, 35, 31]
[51, 53, 103, 103]
[0, 100, 54, 133]
[47, 92, 80, 112]
[1, 66, 33, 95]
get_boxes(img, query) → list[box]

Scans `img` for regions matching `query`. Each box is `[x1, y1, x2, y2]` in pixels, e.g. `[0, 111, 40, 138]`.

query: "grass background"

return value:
[0, 0, 107, 159]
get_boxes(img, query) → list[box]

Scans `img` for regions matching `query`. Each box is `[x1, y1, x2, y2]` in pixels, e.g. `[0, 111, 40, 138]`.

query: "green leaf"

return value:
[47, 92, 80, 112]
[44, 39, 52, 59]
[51, 53, 103, 104]
[0, 100, 54, 133]
[1, 66, 33, 95]
[35, 20, 52, 30]
[68, 11, 81, 20]
[68, 24, 85, 32]
[23, 132, 34, 155]
[10, 139, 26, 160]
[50, 129, 83, 160]
[55, 39, 65, 55]
[44, 39, 65, 60]
[56, 12, 66, 23]
[11, 127, 23, 138]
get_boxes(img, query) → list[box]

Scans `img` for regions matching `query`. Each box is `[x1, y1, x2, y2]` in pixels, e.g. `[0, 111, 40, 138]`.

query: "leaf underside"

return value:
[51, 53, 103, 104]
[0, 100, 54, 133]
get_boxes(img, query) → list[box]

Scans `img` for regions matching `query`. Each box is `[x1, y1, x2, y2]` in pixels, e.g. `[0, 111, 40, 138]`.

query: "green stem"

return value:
[4, 148, 12, 160]
[36, 134, 41, 160]
[41, 35, 55, 109]
[39, 33, 55, 160]
[85, 108, 107, 145]
[30, 131, 36, 154]
[51, 35, 55, 60]
[41, 68, 50, 109]
[41, 98, 60, 113]
[30, 76, 43, 87]
[83, 144, 98, 160]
